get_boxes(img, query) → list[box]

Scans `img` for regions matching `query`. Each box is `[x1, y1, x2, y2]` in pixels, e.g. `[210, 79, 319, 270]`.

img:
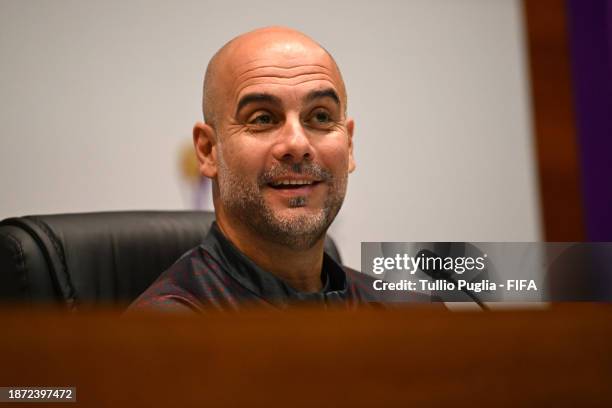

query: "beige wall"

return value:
[0, 0, 541, 269]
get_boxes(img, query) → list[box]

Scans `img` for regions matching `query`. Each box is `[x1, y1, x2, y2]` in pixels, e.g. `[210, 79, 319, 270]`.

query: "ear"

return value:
[346, 118, 356, 173]
[193, 121, 218, 178]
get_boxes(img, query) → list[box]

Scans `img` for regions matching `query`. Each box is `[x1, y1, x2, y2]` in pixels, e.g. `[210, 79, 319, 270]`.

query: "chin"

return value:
[273, 206, 326, 226]
[273, 206, 324, 221]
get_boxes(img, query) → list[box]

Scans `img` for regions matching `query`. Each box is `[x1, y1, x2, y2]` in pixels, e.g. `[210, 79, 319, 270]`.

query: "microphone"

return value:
[416, 249, 489, 311]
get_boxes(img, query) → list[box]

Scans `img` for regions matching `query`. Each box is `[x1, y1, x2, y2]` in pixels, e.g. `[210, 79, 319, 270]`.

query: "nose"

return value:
[271, 114, 315, 164]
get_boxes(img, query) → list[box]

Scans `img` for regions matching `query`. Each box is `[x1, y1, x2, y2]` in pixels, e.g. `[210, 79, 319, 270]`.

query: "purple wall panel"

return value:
[567, 0, 612, 241]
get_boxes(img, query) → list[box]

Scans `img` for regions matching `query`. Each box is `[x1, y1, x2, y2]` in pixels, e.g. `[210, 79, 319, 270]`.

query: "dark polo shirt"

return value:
[129, 222, 433, 312]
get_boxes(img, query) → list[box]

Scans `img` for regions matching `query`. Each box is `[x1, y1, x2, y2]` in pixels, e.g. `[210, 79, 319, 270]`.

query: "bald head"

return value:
[202, 26, 347, 125]
[192, 26, 356, 254]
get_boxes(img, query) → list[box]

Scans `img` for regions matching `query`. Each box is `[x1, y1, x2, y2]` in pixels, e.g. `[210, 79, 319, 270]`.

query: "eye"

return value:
[314, 111, 331, 123]
[307, 109, 334, 128]
[250, 113, 273, 125]
[246, 111, 278, 129]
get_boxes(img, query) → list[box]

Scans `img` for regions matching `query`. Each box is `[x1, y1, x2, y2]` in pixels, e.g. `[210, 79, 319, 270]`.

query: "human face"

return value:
[213, 41, 355, 250]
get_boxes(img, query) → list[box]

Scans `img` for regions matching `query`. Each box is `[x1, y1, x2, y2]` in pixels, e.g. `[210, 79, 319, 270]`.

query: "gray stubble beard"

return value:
[216, 156, 347, 251]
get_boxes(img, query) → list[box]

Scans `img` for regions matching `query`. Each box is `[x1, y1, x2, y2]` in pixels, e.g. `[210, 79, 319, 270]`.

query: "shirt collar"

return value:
[201, 222, 348, 307]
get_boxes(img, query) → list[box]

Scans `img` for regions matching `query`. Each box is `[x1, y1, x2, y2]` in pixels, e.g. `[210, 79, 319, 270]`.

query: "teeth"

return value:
[272, 180, 314, 186]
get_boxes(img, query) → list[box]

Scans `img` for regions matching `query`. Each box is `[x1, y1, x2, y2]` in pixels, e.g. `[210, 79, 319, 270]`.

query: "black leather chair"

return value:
[0, 211, 341, 310]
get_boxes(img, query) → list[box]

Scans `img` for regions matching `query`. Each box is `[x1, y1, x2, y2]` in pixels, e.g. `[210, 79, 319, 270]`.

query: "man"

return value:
[130, 27, 426, 312]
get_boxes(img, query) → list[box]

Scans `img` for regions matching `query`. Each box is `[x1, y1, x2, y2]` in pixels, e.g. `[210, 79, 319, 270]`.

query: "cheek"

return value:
[315, 135, 351, 172]
[220, 139, 268, 176]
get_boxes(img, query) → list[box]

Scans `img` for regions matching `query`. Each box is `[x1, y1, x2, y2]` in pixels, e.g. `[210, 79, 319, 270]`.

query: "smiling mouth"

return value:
[268, 179, 322, 190]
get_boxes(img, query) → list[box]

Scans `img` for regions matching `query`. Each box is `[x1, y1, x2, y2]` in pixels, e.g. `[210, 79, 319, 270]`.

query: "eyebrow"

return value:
[235, 88, 342, 117]
[305, 88, 341, 107]
[235, 93, 282, 117]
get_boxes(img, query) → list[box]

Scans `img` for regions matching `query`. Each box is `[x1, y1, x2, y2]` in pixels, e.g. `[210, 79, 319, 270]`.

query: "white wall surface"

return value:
[0, 0, 541, 269]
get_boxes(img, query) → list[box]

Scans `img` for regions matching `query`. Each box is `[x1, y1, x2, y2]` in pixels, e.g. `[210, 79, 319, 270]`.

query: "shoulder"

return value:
[127, 245, 225, 313]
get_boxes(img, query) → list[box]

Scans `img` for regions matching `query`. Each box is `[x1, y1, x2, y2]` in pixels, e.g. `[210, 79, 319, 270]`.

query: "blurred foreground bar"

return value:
[1, 305, 611, 407]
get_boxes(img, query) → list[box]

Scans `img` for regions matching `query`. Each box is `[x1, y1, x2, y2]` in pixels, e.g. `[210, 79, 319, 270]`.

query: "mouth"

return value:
[266, 178, 324, 197]
[268, 179, 322, 189]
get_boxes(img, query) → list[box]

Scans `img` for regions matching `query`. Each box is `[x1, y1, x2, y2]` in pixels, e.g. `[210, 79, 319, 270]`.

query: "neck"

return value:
[216, 213, 326, 293]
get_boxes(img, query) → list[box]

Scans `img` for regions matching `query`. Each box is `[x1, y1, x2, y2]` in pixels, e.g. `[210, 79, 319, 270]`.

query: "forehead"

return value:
[221, 38, 345, 107]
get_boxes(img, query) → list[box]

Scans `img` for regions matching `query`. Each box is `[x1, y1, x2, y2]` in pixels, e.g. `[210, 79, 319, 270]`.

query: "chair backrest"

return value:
[0, 211, 342, 309]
